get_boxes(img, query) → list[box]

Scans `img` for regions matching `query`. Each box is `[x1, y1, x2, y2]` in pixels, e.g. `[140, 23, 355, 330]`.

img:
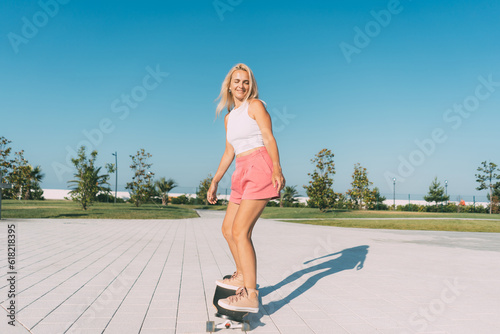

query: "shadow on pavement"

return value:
[250, 245, 369, 325]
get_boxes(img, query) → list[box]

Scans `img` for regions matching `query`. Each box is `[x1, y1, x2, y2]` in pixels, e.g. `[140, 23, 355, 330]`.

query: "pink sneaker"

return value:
[216, 272, 244, 290]
[218, 287, 259, 313]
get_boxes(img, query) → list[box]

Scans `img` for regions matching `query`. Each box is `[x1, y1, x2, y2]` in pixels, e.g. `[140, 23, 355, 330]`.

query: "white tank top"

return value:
[226, 100, 264, 155]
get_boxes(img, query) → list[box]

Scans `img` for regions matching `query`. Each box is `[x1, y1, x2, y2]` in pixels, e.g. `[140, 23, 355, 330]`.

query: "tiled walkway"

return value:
[1, 210, 499, 334]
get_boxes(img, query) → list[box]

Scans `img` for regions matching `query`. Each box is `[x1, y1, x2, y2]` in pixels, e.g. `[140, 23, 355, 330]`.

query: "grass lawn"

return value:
[260, 207, 500, 232]
[1, 200, 199, 219]
[2, 200, 499, 232]
[281, 219, 500, 233]
[260, 207, 496, 219]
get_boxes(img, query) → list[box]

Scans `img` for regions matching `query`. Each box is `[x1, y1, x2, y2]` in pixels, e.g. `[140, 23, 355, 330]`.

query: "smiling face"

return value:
[230, 70, 250, 103]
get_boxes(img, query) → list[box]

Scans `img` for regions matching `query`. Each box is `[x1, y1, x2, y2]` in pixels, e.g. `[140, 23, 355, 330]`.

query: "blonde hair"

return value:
[215, 63, 259, 118]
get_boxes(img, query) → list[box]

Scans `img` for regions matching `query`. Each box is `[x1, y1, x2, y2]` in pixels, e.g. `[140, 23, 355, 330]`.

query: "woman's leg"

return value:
[221, 201, 242, 273]
[231, 198, 269, 297]
[217, 198, 269, 312]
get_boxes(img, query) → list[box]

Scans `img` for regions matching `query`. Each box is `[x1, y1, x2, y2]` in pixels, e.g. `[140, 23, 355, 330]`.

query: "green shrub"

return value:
[367, 202, 389, 210]
[397, 204, 421, 212]
[96, 193, 125, 203]
[171, 195, 190, 205]
[475, 205, 486, 213]
[395, 202, 491, 213]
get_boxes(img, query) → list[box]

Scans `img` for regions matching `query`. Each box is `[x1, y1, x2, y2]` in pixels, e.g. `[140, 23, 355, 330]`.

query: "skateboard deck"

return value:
[206, 276, 250, 332]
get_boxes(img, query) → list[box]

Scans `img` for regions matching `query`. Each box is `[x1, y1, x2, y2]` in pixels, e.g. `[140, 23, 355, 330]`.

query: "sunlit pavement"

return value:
[1, 210, 499, 334]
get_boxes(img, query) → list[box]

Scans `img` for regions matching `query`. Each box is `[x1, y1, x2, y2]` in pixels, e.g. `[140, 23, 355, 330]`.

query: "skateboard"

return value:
[206, 275, 250, 332]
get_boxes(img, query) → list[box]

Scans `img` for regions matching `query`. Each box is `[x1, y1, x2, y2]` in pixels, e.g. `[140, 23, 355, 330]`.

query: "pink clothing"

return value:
[229, 147, 280, 204]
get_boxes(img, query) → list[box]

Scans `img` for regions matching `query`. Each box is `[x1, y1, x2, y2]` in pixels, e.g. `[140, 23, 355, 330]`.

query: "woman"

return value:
[207, 63, 285, 313]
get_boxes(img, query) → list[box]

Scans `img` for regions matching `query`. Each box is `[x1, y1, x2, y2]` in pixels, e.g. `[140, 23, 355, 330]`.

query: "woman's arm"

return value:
[249, 99, 285, 192]
[207, 114, 235, 204]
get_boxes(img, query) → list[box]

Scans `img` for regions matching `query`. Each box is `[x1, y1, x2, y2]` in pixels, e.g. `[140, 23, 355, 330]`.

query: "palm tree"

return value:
[155, 177, 178, 205]
[68, 165, 111, 210]
[24, 165, 44, 200]
[281, 185, 298, 207]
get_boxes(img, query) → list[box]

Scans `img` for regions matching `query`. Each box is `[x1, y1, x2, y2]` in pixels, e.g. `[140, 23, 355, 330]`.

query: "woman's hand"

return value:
[272, 168, 285, 192]
[207, 182, 218, 204]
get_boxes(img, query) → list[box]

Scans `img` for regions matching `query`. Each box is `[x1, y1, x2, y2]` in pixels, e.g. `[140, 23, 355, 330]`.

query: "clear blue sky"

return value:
[1, 0, 499, 200]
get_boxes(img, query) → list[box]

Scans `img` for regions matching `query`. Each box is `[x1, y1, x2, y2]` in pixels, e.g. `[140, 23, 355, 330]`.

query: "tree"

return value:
[0, 137, 44, 200]
[0, 136, 13, 176]
[155, 177, 178, 205]
[7, 150, 31, 199]
[304, 148, 338, 212]
[23, 164, 45, 200]
[423, 177, 450, 206]
[197, 174, 213, 205]
[367, 187, 387, 210]
[281, 185, 299, 207]
[68, 146, 112, 210]
[475, 161, 500, 214]
[491, 195, 500, 214]
[491, 185, 500, 214]
[126, 149, 155, 207]
[4, 151, 44, 200]
[0, 137, 14, 206]
[334, 193, 349, 210]
[347, 163, 373, 209]
[492, 185, 500, 200]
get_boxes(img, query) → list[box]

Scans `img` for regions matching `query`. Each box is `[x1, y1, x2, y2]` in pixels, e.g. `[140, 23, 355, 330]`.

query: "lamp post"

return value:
[112, 152, 117, 204]
[393, 177, 396, 209]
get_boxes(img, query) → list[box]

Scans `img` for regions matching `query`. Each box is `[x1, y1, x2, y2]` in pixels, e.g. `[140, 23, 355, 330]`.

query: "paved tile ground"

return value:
[1, 210, 499, 334]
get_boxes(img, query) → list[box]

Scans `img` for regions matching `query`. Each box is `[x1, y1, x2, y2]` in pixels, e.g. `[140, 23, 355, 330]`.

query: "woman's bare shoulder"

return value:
[249, 98, 266, 108]
[248, 99, 268, 118]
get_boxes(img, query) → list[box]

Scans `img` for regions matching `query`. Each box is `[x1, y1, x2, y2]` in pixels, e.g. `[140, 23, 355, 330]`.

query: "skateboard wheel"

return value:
[206, 321, 215, 332]
[242, 321, 251, 331]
